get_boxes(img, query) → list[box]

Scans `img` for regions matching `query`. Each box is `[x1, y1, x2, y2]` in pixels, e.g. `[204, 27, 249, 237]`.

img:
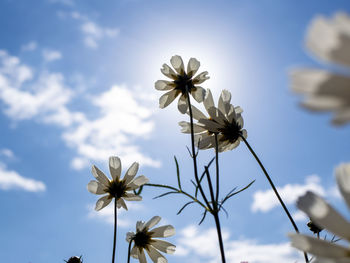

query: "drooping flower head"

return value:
[290, 12, 350, 125]
[179, 89, 247, 152]
[289, 163, 350, 262]
[126, 216, 176, 263]
[87, 156, 149, 211]
[155, 55, 209, 114]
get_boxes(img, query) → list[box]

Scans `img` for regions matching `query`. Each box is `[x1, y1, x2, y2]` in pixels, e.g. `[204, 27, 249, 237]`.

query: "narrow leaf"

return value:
[177, 201, 195, 215]
[153, 191, 178, 199]
[174, 156, 182, 190]
[198, 209, 208, 225]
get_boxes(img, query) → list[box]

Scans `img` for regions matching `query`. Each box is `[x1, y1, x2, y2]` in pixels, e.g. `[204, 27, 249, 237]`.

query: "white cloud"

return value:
[63, 85, 161, 169]
[0, 162, 46, 192]
[0, 148, 14, 159]
[49, 0, 74, 6]
[175, 225, 302, 263]
[21, 41, 37, 52]
[251, 175, 325, 213]
[87, 202, 143, 227]
[0, 50, 159, 170]
[42, 49, 62, 62]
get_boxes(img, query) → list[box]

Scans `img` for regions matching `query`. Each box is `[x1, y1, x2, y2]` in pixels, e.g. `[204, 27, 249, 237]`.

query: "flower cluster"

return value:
[289, 163, 350, 262]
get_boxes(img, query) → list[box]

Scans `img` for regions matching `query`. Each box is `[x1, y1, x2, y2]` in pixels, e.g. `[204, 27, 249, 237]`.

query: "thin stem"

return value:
[127, 240, 133, 263]
[204, 167, 216, 211]
[186, 92, 211, 210]
[112, 198, 117, 263]
[240, 135, 309, 263]
[215, 133, 219, 205]
[213, 212, 226, 263]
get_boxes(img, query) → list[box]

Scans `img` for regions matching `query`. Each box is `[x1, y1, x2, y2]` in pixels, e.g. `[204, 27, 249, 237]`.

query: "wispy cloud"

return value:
[0, 162, 46, 192]
[42, 49, 62, 62]
[0, 148, 14, 159]
[48, 0, 74, 6]
[175, 225, 302, 263]
[59, 11, 119, 49]
[0, 49, 159, 170]
[21, 41, 37, 52]
[251, 175, 325, 213]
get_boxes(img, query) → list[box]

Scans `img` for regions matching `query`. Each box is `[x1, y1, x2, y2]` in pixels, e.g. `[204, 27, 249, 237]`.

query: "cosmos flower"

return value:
[290, 12, 350, 125]
[87, 156, 149, 211]
[179, 89, 247, 152]
[289, 163, 350, 262]
[126, 216, 176, 263]
[155, 55, 209, 114]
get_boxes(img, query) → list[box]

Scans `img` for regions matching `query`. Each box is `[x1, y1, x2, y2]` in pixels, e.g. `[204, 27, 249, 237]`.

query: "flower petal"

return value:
[109, 156, 121, 181]
[197, 118, 222, 132]
[289, 233, 350, 258]
[301, 96, 344, 111]
[137, 220, 145, 231]
[335, 163, 350, 209]
[170, 55, 185, 75]
[91, 165, 110, 186]
[151, 240, 176, 254]
[177, 95, 188, 114]
[155, 80, 174, 91]
[159, 90, 180, 109]
[187, 57, 200, 77]
[126, 231, 135, 242]
[130, 246, 138, 258]
[124, 162, 139, 185]
[127, 175, 149, 190]
[124, 192, 142, 201]
[146, 246, 167, 263]
[117, 198, 128, 210]
[206, 107, 226, 125]
[179, 121, 206, 134]
[192, 71, 209, 84]
[297, 191, 350, 240]
[161, 64, 177, 80]
[95, 195, 113, 211]
[333, 108, 350, 126]
[203, 89, 215, 113]
[189, 105, 207, 120]
[144, 216, 161, 230]
[87, 180, 107, 195]
[137, 248, 147, 263]
[191, 87, 206, 103]
[196, 134, 215, 150]
[150, 225, 175, 238]
[218, 89, 232, 116]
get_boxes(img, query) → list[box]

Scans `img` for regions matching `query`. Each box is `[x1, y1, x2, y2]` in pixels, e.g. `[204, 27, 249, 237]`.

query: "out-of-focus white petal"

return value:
[333, 109, 350, 126]
[177, 95, 188, 114]
[151, 240, 176, 254]
[301, 96, 344, 111]
[109, 156, 121, 181]
[124, 162, 139, 185]
[91, 165, 110, 186]
[151, 225, 175, 238]
[187, 57, 200, 77]
[124, 192, 142, 201]
[203, 89, 214, 113]
[95, 195, 112, 211]
[144, 216, 161, 230]
[297, 191, 350, 240]
[87, 180, 107, 195]
[289, 233, 350, 258]
[159, 89, 180, 109]
[155, 80, 174, 91]
[335, 163, 350, 209]
[127, 175, 149, 190]
[117, 198, 128, 210]
[146, 246, 167, 263]
[191, 86, 206, 103]
[170, 55, 185, 75]
[192, 71, 209, 84]
[161, 64, 177, 80]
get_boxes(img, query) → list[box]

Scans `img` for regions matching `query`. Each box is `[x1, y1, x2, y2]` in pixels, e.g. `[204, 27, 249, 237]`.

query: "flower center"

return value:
[174, 73, 194, 94]
[218, 120, 242, 143]
[108, 180, 127, 199]
[133, 229, 152, 249]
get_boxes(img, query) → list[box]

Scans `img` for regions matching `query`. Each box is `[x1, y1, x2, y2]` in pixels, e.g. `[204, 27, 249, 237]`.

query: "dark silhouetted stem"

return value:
[213, 212, 226, 263]
[127, 240, 132, 263]
[215, 134, 219, 204]
[240, 135, 309, 263]
[112, 198, 117, 263]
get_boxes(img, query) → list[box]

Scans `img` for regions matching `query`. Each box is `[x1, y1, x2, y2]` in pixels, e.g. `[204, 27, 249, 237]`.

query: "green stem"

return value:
[240, 135, 309, 263]
[127, 240, 132, 263]
[112, 198, 117, 263]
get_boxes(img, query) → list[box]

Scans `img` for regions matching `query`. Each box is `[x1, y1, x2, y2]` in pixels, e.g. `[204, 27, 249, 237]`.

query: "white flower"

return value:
[87, 156, 149, 211]
[155, 55, 209, 114]
[179, 89, 247, 152]
[126, 216, 176, 263]
[290, 12, 350, 125]
[289, 163, 350, 262]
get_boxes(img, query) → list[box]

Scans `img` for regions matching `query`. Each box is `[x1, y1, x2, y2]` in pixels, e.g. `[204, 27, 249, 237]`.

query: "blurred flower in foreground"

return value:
[289, 163, 350, 262]
[155, 55, 209, 114]
[290, 12, 350, 125]
[179, 89, 247, 152]
[126, 216, 176, 263]
[87, 156, 148, 211]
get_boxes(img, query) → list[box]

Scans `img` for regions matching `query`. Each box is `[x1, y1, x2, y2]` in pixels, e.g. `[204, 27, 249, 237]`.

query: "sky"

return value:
[1, 0, 350, 262]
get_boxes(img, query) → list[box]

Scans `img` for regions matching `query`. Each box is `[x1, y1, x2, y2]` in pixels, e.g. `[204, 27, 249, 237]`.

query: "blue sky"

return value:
[1, 0, 350, 262]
